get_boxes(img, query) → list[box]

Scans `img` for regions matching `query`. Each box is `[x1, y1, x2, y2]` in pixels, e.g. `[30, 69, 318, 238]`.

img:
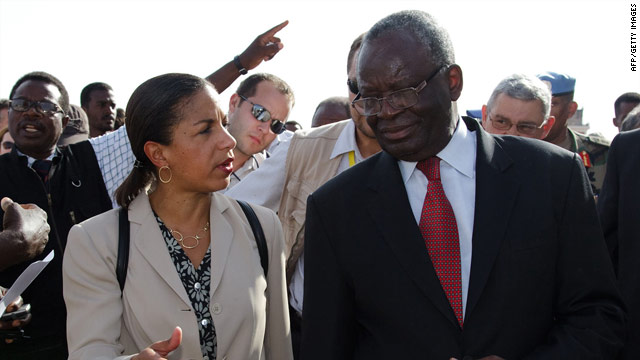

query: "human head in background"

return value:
[620, 104, 640, 132]
[0, 99, 10, 130]
[115, 73, 235, 207]
[482, 73, 555, 139]
[311, 96, 350, 127]
[613, 92, 640, 131]
[0, 127, 14, 155]
[355, 10, 461, 161]
[81, 82, 116, 138]
[58, 104, 90, 146]
[226, 73, 294, 169]
[8, 71, 70, 160]
[285, 120, 303, 132]
[114, 108, 126, 130]
[536, 71, 576, 147]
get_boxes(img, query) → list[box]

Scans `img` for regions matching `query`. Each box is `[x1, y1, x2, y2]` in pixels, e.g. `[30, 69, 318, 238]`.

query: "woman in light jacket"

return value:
[63, 73, 292, 360]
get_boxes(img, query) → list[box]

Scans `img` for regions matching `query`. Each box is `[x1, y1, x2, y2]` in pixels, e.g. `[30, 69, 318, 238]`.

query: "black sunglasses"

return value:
[2, 141, 13, 150]
[239, 95, 285, 134]
[347, 79, 359, 95]
[9, 99, 64, 115]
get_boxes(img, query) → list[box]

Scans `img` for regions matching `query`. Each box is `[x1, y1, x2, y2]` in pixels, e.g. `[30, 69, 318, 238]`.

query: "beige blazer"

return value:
[63, 192, 292, 360]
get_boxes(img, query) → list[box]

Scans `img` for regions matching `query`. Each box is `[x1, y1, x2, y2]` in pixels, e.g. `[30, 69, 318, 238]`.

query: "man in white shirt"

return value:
[224, 73, 294, 191]
[226, 32, 381, 359]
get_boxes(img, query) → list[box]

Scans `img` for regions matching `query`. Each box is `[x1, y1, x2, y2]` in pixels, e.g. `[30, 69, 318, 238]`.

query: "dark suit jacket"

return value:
[301, 117, 625, 360]
[597, 129, 640, 360]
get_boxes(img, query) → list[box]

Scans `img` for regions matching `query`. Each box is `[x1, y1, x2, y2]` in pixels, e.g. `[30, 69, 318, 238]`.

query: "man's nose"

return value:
[377, 99, 403, 119]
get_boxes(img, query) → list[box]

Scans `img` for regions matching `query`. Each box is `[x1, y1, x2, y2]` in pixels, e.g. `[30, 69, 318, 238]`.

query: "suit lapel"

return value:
[464, 120, 520, 320]
[129, 194, 192, 307]
[366, 152, 460, 327]
[208, 194, 234, 297]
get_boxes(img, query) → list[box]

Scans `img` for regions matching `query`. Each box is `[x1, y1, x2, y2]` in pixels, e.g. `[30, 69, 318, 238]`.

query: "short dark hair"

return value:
[614, 92, 640, 116]
[235, 73, 295, 107]
[115, 73, 209, 207]
[365, 10, 455, 68]
[80, 82, 113, 107]
[347, 33, 366, 74]
[9, 71, 70, 114]
[0, 99, 9, 110]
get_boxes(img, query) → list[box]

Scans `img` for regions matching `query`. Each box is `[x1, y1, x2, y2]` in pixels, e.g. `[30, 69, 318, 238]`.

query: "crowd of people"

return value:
[0, 9, 639, 360]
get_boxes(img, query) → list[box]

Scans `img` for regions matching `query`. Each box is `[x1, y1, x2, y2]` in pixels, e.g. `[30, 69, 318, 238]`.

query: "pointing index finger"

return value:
[262, 20, 289, 38]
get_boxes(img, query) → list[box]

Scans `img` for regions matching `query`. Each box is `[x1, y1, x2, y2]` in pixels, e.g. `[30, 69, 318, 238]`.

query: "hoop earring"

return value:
[158, 165, 172, 184]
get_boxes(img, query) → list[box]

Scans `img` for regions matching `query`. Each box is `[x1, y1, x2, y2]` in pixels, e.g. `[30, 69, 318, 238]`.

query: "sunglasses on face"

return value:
[9, 99, 64, 115]
[2, 141, 13, 150]
[238, 95, 285, 134]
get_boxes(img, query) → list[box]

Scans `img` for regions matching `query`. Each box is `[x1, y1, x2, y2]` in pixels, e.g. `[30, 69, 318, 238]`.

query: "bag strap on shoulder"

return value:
[116, 200, 269, 294]
[236, 200, 269, 276]
[117, 207, 130, 293]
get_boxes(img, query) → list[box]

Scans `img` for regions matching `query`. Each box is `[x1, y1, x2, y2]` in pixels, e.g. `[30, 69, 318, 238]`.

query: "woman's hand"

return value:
[132, 327, 182, 360]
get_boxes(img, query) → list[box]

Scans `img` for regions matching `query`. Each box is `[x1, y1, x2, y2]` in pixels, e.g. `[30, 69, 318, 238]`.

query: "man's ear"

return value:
[447, 64, 463, 101]
[481, 104, 488, 125]
[568, 101, 578, 118]
[61, 115, 70, 128]
[143, 141, 168, 168]
[541, 116, 556, 138]
[613, 116, 621, 128]
[228, 93, 241, 115]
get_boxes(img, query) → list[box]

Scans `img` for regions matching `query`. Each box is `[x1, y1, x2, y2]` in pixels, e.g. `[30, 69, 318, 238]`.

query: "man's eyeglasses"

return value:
[347, 79, 359, 95]
[2, 141, 14, 150]
[351, 66, 448, 117]
[488, 115, 546, 136]
[9, 99, 64, 115]
[239, 95, 285, 134]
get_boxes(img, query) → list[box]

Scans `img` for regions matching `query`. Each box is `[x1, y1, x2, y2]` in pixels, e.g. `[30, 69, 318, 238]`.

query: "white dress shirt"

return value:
[224, 152, 266, 193]
[226, 120, 365, 314]
[397, 118, 476, 317]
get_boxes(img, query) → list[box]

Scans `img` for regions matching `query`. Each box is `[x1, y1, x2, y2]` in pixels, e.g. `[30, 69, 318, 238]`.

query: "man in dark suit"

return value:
[301, 10, 626, 360]
[598, 129, 640, 360]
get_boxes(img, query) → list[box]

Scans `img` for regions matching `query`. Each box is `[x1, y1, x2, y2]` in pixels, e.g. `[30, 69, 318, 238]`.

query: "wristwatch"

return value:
[234, 55, 248, 75]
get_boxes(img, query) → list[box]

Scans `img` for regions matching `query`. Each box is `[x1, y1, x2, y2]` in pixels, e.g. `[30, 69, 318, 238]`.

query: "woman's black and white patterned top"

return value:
[155, 214, 217, 360]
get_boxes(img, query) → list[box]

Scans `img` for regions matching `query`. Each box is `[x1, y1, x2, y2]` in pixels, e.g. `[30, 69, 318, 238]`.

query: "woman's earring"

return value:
[158, 165, 172, 184]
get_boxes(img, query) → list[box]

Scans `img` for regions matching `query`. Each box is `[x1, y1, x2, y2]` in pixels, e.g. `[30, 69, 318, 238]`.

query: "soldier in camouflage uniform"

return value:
[565, 128, 609, 197]
[538, 71, 609, 197]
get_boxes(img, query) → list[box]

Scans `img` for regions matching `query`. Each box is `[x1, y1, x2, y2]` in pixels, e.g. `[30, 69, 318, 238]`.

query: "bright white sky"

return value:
[0, 0, 638, 142]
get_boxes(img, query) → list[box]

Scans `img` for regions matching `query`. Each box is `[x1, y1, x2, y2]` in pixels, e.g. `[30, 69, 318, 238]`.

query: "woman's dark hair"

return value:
[115, 73, 210, 207]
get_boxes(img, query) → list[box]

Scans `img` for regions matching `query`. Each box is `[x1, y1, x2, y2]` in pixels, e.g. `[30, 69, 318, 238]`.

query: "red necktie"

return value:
[32, 159, 52, 184]
[417, 157, 463, 327]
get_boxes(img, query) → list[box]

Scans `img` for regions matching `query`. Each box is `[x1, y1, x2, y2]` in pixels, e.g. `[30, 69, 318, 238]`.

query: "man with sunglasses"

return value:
[301, 10, 625, 360]
[224, 73, 294, 191]
[226, 32, 381, 359]
[480, 73, 555, 140]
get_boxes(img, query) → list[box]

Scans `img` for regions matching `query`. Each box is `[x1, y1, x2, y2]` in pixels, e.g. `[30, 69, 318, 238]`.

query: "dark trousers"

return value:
[290, 305, 302, 360]
[0, 334, 67, 360]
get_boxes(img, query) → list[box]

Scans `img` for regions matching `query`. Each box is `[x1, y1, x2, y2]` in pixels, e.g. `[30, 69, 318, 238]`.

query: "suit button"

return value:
[212, 303, 222, 314]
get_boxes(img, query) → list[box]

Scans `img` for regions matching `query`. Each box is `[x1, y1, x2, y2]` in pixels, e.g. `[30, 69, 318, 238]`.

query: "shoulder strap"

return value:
[117, 207, 130, 293]
[236, 200, 269, 276]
